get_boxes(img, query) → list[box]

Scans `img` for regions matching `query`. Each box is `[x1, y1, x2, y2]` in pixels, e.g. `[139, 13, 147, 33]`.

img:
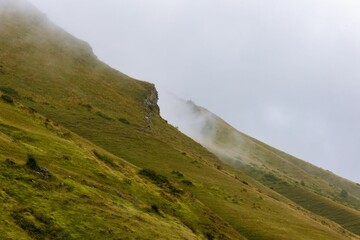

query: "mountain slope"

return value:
[1, 1, 359, 239]
[3, 97, 257, 239]
[165, 98, 360, 236]
[0, 101, 210, 239]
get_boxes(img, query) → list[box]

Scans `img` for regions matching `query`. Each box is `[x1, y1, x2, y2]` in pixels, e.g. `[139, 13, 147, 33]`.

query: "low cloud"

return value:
[26, 0, 360, 183]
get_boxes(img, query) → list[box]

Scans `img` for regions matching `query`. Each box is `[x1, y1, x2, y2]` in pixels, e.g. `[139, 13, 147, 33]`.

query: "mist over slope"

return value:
[25, 0, 360, 185]
[1, 0, 360, 239]
[162, 95, 360, 235]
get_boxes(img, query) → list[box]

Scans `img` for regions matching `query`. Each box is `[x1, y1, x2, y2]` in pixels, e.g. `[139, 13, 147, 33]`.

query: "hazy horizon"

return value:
[26, 0, 360, 183]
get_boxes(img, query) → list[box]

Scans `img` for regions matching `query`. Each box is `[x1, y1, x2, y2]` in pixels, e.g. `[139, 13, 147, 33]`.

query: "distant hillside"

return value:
[164, 97, 360, 236]
[0, 0, 359, 239]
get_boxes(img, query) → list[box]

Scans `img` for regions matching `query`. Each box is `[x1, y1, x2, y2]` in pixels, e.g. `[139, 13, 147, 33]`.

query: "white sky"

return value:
[27, 0, 360, 183]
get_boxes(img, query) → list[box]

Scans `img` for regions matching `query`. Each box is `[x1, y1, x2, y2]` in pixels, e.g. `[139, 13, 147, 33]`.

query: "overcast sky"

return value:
[27, 0, 360, 183]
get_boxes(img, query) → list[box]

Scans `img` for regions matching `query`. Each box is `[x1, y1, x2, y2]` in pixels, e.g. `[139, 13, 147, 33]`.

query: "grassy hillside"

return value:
[171, 99, 360, 236]
[1, 1, 359, 239]
[0, 95, 247, 240]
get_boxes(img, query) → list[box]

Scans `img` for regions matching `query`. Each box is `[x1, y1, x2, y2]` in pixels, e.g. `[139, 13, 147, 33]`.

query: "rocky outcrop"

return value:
[144, 85, 160, 115]
[142, 84, 160, 131]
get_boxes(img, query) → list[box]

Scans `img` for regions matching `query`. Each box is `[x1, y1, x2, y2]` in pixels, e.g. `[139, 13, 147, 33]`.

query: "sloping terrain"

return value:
[2, 99, 356, 240]
[0, 0, 359, 239]
[166, 99, 360, 236]
[0, 98, 248, 240]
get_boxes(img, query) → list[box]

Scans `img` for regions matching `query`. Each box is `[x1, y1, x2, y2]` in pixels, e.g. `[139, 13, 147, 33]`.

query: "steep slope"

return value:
[0, 95, 249, 239]
[165, 98, 360, 236]
[1, 1, 359, 239]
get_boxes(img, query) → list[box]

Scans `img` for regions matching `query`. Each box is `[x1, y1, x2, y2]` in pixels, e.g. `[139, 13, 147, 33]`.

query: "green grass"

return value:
[274, 184, 360, 235]
[0, 101, 242, 240]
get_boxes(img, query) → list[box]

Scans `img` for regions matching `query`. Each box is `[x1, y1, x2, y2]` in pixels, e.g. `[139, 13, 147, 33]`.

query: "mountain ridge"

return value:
[164, 98, 360, 235]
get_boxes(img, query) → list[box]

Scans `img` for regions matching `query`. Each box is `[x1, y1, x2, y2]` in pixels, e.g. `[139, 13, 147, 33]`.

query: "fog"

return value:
[22, 0, 360, 183]
[161, 96, 251, 166]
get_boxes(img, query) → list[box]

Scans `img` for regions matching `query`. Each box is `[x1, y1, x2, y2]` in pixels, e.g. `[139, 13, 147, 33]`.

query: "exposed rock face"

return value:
[144, 85, 160, 115]
[142, 85, 160, 131]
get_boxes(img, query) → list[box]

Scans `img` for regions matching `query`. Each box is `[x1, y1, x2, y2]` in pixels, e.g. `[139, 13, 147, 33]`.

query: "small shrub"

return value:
[340, 189, 348, 198]
[26, 155, 39, 170]
[5, 158, 16, 166]
[151, 205, 160, 214]
[96, 111, 112, 120]
[263, 173, 279, 183]
[118, 118, 130, 124]
[301, 180, 306, 186]
[139, 169, 169, 185]
[140, 169, 184, 196]
[168, 185, 183, 195]
[11, 211, 42, 237]
[1, 94, 14, 104]
[181, 179, 193, 186]
[205, 232, 215, 240]
[25, 155, 51, 178]
[11, 208, 71, 239]
[0, 86, 18, 96]
[171, 170, 184, 177]
[242, 180, 249, 185]
[282, 181, 289, 186]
